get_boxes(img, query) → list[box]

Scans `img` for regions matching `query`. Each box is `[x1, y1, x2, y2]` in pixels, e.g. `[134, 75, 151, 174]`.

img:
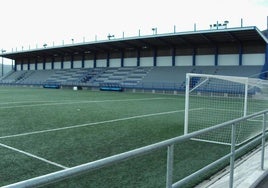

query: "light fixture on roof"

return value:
[223, 20, 229, 28]
[107, 34, 115, 40]
[210, 21, 229, 30]
[43, 43, 47, 48]
[152, 27, 157, 35]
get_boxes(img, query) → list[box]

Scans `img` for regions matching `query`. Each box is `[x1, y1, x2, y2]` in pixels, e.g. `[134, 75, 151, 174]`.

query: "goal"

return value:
[184, 73, 268, 146]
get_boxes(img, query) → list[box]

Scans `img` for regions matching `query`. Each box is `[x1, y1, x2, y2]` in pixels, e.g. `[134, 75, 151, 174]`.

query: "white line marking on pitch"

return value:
[0, 100, 58, 105]
[0, 97, 173, 109]
[0, 99, 96, 105]
[0, 108, 203, 139]
[0, 142, 68, 169]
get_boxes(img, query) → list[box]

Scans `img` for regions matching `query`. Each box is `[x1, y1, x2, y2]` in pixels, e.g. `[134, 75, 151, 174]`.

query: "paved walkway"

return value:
[196, 144, 268, 188]
[254, 172, 268, 188]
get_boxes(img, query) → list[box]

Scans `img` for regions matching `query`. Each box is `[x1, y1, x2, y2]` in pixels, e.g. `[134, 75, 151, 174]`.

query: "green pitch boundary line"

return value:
[0, 142, 68, 169]
[0, 108, 203, 139]
[0, 97, 175, 109]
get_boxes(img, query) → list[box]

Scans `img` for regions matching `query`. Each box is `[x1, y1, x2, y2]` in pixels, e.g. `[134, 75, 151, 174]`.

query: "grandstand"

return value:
[0, 26, 267, 91]
[0, 26, 268, 187]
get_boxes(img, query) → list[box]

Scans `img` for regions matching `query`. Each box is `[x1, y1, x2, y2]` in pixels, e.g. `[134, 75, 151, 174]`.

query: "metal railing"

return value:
[4, 109, 268, 188]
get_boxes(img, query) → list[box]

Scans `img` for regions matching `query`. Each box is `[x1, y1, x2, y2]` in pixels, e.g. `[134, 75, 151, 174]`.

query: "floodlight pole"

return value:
[1, 49, 6, 77]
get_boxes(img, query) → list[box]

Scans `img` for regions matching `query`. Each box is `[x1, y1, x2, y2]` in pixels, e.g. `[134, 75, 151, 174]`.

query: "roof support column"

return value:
[265, 43, 268, 78]
[107, 52, 110, 67]
[43, 57, 46, 70]
[35, 59, 37, 70]
[260, 43, 268, 79]
[153, 48, 157, 67]
[51, 57, 55, 70]
[14, 60, 17, 71]
[81, 53, 85, 68]
[21, 60, 24, 70]
[27, 59, 30, 70]
[172, 47, 176, 66]
[214, 46, 218, 66]
[71, 55, 74, 69]
[11, 60, 14, 71]
[61, 56, 64, 69]
[239, 45, 243, 66]
[137, 49, 140, 67]
[93, 53, 97, 68]
[192, 48, 196, 66]
[121, 50, 124, 67]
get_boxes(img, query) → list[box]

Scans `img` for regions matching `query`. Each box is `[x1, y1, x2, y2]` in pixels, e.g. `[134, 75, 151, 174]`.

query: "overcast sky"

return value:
[0, 0, 267, 55]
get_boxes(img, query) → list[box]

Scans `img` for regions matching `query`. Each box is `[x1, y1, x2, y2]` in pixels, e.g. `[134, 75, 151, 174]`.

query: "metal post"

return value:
[229, 123, 236, 188]
[1, 49, 6, 77]
[261, 112, 267, 170]
[243, 78, 248, 117]
[166, 144, 174, 188]
[184, 73, 190, 134]
[1, 56, 3, 77]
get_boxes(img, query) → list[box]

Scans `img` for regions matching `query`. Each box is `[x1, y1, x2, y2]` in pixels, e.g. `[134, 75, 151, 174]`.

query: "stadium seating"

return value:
[0, 65, 263, 92]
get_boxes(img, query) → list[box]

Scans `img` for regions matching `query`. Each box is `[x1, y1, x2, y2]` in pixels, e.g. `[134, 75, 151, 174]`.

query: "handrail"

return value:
[4, 109, 268, 188]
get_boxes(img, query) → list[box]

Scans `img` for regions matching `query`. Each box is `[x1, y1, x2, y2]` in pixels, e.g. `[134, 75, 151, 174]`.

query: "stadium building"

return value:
[0, 26, 267, 92]
[1, 25, 268, 188]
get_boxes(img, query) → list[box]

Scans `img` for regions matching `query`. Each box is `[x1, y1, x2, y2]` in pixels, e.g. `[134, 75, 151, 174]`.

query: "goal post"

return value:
[184, 73, 268, 146]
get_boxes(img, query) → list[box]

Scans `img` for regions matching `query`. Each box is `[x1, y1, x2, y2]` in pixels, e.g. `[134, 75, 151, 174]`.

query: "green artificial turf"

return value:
[0, 87, 230, 187]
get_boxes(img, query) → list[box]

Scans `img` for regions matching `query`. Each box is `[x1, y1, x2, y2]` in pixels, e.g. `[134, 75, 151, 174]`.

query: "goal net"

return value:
[184, 73, 268, 146]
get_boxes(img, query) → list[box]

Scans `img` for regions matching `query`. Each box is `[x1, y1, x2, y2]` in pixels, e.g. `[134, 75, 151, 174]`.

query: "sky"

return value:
[0, 0, 267, 59]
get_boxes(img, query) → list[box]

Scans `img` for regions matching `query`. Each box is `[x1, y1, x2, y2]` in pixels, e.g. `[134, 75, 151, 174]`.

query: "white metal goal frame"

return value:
[184, 73, 268, 146]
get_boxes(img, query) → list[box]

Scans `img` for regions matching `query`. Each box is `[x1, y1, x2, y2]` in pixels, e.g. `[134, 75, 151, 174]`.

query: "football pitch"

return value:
[0, 87, 231, 187]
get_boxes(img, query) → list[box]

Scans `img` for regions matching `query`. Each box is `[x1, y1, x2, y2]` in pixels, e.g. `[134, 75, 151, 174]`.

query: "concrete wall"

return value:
[110, 58, 121, 67]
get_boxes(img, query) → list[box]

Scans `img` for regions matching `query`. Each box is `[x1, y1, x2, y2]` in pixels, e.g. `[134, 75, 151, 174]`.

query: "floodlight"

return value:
[107, 34, 115, 40]
[152, 27, 157, 35]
